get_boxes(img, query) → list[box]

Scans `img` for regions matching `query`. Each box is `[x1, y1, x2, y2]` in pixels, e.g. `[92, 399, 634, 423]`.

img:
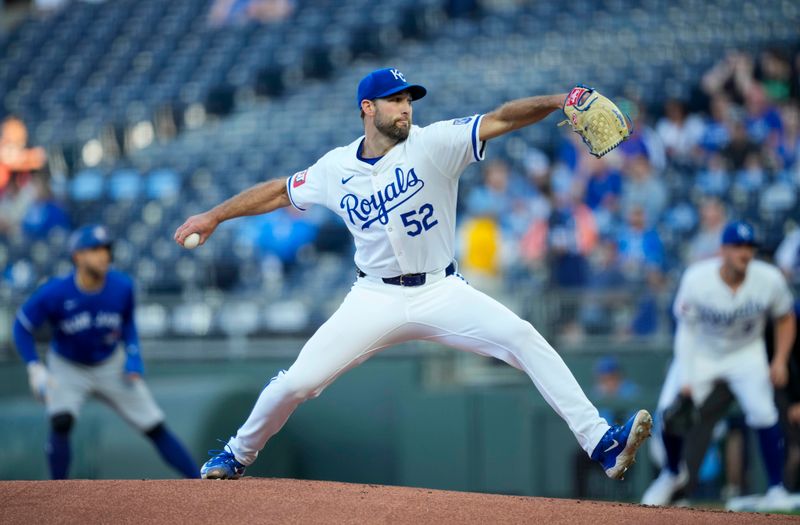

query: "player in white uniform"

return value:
[174, 67, 652, 481]
[641, 221, 797, 508]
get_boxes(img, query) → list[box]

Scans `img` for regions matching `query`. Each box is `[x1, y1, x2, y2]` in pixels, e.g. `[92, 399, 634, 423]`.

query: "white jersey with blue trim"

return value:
[286, 115, 485, 278]
[674, 257, 794, 355]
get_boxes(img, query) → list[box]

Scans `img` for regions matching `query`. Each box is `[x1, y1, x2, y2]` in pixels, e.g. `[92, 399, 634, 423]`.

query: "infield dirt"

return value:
[2, 478, 799, 524]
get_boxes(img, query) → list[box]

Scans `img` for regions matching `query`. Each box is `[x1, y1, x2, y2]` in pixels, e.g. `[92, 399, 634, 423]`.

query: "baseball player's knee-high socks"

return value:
[47, 413, 73, 479]
[46, 432, 70, 480]
[145, 423, 200, 478]
[757, 422, 785, 487]
[661, 429, 684, 475]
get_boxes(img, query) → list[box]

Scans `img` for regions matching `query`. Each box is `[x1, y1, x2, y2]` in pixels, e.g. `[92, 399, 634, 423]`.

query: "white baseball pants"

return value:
[227, 273, 610, 464]
[657, 346, 778, 428]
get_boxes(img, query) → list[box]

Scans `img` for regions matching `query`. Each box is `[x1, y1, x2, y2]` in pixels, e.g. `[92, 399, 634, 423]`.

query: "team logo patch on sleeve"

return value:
[292, 170, 308, 188]
[452, 117, 473, 125]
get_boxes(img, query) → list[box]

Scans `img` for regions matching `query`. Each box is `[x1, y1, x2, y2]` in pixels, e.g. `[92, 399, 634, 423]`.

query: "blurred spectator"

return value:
[722, 120, 760, 171]
[696, 153, 731, 197]
[656, 99, 705, 164]
[743, 83, 783, 147]
[460, 161, 510, 291]
[20, 175, 70, 240]
[556, 127, 583, 172]
[759, 173, 797, 221]
[466, 159, 515, 233]
[758, 49, 793, 103]
[517, 149, 553, 230]
[732, 151, 767, 194]
[699, 94, 734, 153]
[0, 116, 46, 192]
[459, 213, 502, 294]
[583, 156, 622, 211]
[617, 206, 665, 281]
[520, 184, 597, 289]
[686, 197, 727, 263]
[663, 201, 699, 241]
[773, 104, 799, 172]
[617, 98, 666, 171]
[579, 238, 627, 335]
[620, 154, 667, 226]
[0, 116, 49, 236]
[701, 52, 754, 104]
[208, 0, 294, 26]
[629, 269, 665, 337]
[0, 172, 37, 235]
[591, 355, 640, 403]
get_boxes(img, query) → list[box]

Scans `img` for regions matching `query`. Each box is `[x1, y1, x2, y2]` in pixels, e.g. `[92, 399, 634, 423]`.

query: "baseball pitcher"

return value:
[174, 68, 649, 481]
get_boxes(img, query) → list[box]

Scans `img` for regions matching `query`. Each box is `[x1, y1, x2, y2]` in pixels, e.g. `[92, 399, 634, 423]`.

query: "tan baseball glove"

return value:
[559, 85, 633, 158]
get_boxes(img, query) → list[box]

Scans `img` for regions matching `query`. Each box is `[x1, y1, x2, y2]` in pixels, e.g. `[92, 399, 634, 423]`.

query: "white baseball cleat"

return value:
[756, 484, 797, 512]
[726, 484, 800, 512]
[641, 467, 688, 506]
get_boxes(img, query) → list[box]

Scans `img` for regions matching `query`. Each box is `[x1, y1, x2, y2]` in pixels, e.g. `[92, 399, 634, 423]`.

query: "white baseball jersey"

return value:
[285, 115, 485, 277]
[666, 257, 793, 426]
[673, 257, 793, 355]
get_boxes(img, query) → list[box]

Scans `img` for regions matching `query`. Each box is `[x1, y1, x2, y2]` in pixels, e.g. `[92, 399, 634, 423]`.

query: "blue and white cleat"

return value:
[200, 445, 247, 480]
[591, 409, 653, 480]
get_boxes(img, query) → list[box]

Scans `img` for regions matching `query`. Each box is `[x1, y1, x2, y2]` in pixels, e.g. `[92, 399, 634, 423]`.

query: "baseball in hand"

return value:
[183, 233, 200, 249]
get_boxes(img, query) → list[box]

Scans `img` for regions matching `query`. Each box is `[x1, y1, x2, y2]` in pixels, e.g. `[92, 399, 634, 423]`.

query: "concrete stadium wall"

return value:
[0, 343, 673, 500]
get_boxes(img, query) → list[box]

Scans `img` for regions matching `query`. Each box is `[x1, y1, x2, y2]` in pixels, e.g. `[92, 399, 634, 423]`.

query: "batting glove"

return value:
[26, 361, 49, 402]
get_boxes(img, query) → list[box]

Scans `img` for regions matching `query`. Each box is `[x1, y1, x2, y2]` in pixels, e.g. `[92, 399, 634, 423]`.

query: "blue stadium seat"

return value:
[108, 168, 142, 201]
[69, 169, 105, 202]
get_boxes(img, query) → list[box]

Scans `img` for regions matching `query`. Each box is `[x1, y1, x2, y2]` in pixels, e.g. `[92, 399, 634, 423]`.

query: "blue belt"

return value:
[357, 262, 456, 287]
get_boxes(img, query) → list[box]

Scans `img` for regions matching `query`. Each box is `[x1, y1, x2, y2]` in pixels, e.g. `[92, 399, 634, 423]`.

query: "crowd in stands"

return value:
[455, 47, 800, 339]
[2, 43, 800, 341]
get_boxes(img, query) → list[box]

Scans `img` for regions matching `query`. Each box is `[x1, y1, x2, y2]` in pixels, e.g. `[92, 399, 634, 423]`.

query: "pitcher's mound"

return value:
[1, 477, 795, 524]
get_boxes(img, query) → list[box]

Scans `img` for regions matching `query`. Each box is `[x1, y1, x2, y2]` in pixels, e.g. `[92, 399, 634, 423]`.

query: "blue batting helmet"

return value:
[68, 224, 113, 255]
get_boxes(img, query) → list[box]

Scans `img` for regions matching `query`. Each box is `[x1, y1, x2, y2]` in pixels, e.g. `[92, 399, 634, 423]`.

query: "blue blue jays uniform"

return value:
[15, 270, 142, 370]
[12, 224, 198, 480]
[13, 266, 162, 430]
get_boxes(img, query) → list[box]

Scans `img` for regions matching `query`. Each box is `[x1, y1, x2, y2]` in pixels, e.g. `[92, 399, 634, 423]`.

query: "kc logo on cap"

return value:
[721, 220, 758, 246]
[356, 67, 427, 109]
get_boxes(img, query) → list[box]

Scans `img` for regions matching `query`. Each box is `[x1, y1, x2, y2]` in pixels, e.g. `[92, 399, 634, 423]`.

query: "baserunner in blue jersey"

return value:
[13, 224, 198, 479]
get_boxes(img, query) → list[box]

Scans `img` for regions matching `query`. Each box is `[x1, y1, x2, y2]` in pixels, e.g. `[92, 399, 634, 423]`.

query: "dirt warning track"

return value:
[1, 478, 798, 524]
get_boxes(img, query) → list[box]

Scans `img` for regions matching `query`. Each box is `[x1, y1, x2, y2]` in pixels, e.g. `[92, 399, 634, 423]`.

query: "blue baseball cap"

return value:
[69, 224, 113, 254]
[356, 67, 426, 109]
[721, 220, 758, 247]
[594, 356, 621, 375]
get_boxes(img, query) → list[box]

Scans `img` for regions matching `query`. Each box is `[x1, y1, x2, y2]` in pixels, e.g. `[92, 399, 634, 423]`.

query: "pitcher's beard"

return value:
[376, 116, 410, 142]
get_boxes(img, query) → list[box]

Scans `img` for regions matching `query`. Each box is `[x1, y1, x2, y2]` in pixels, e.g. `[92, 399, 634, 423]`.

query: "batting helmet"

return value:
[68, 224, 113, 255]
